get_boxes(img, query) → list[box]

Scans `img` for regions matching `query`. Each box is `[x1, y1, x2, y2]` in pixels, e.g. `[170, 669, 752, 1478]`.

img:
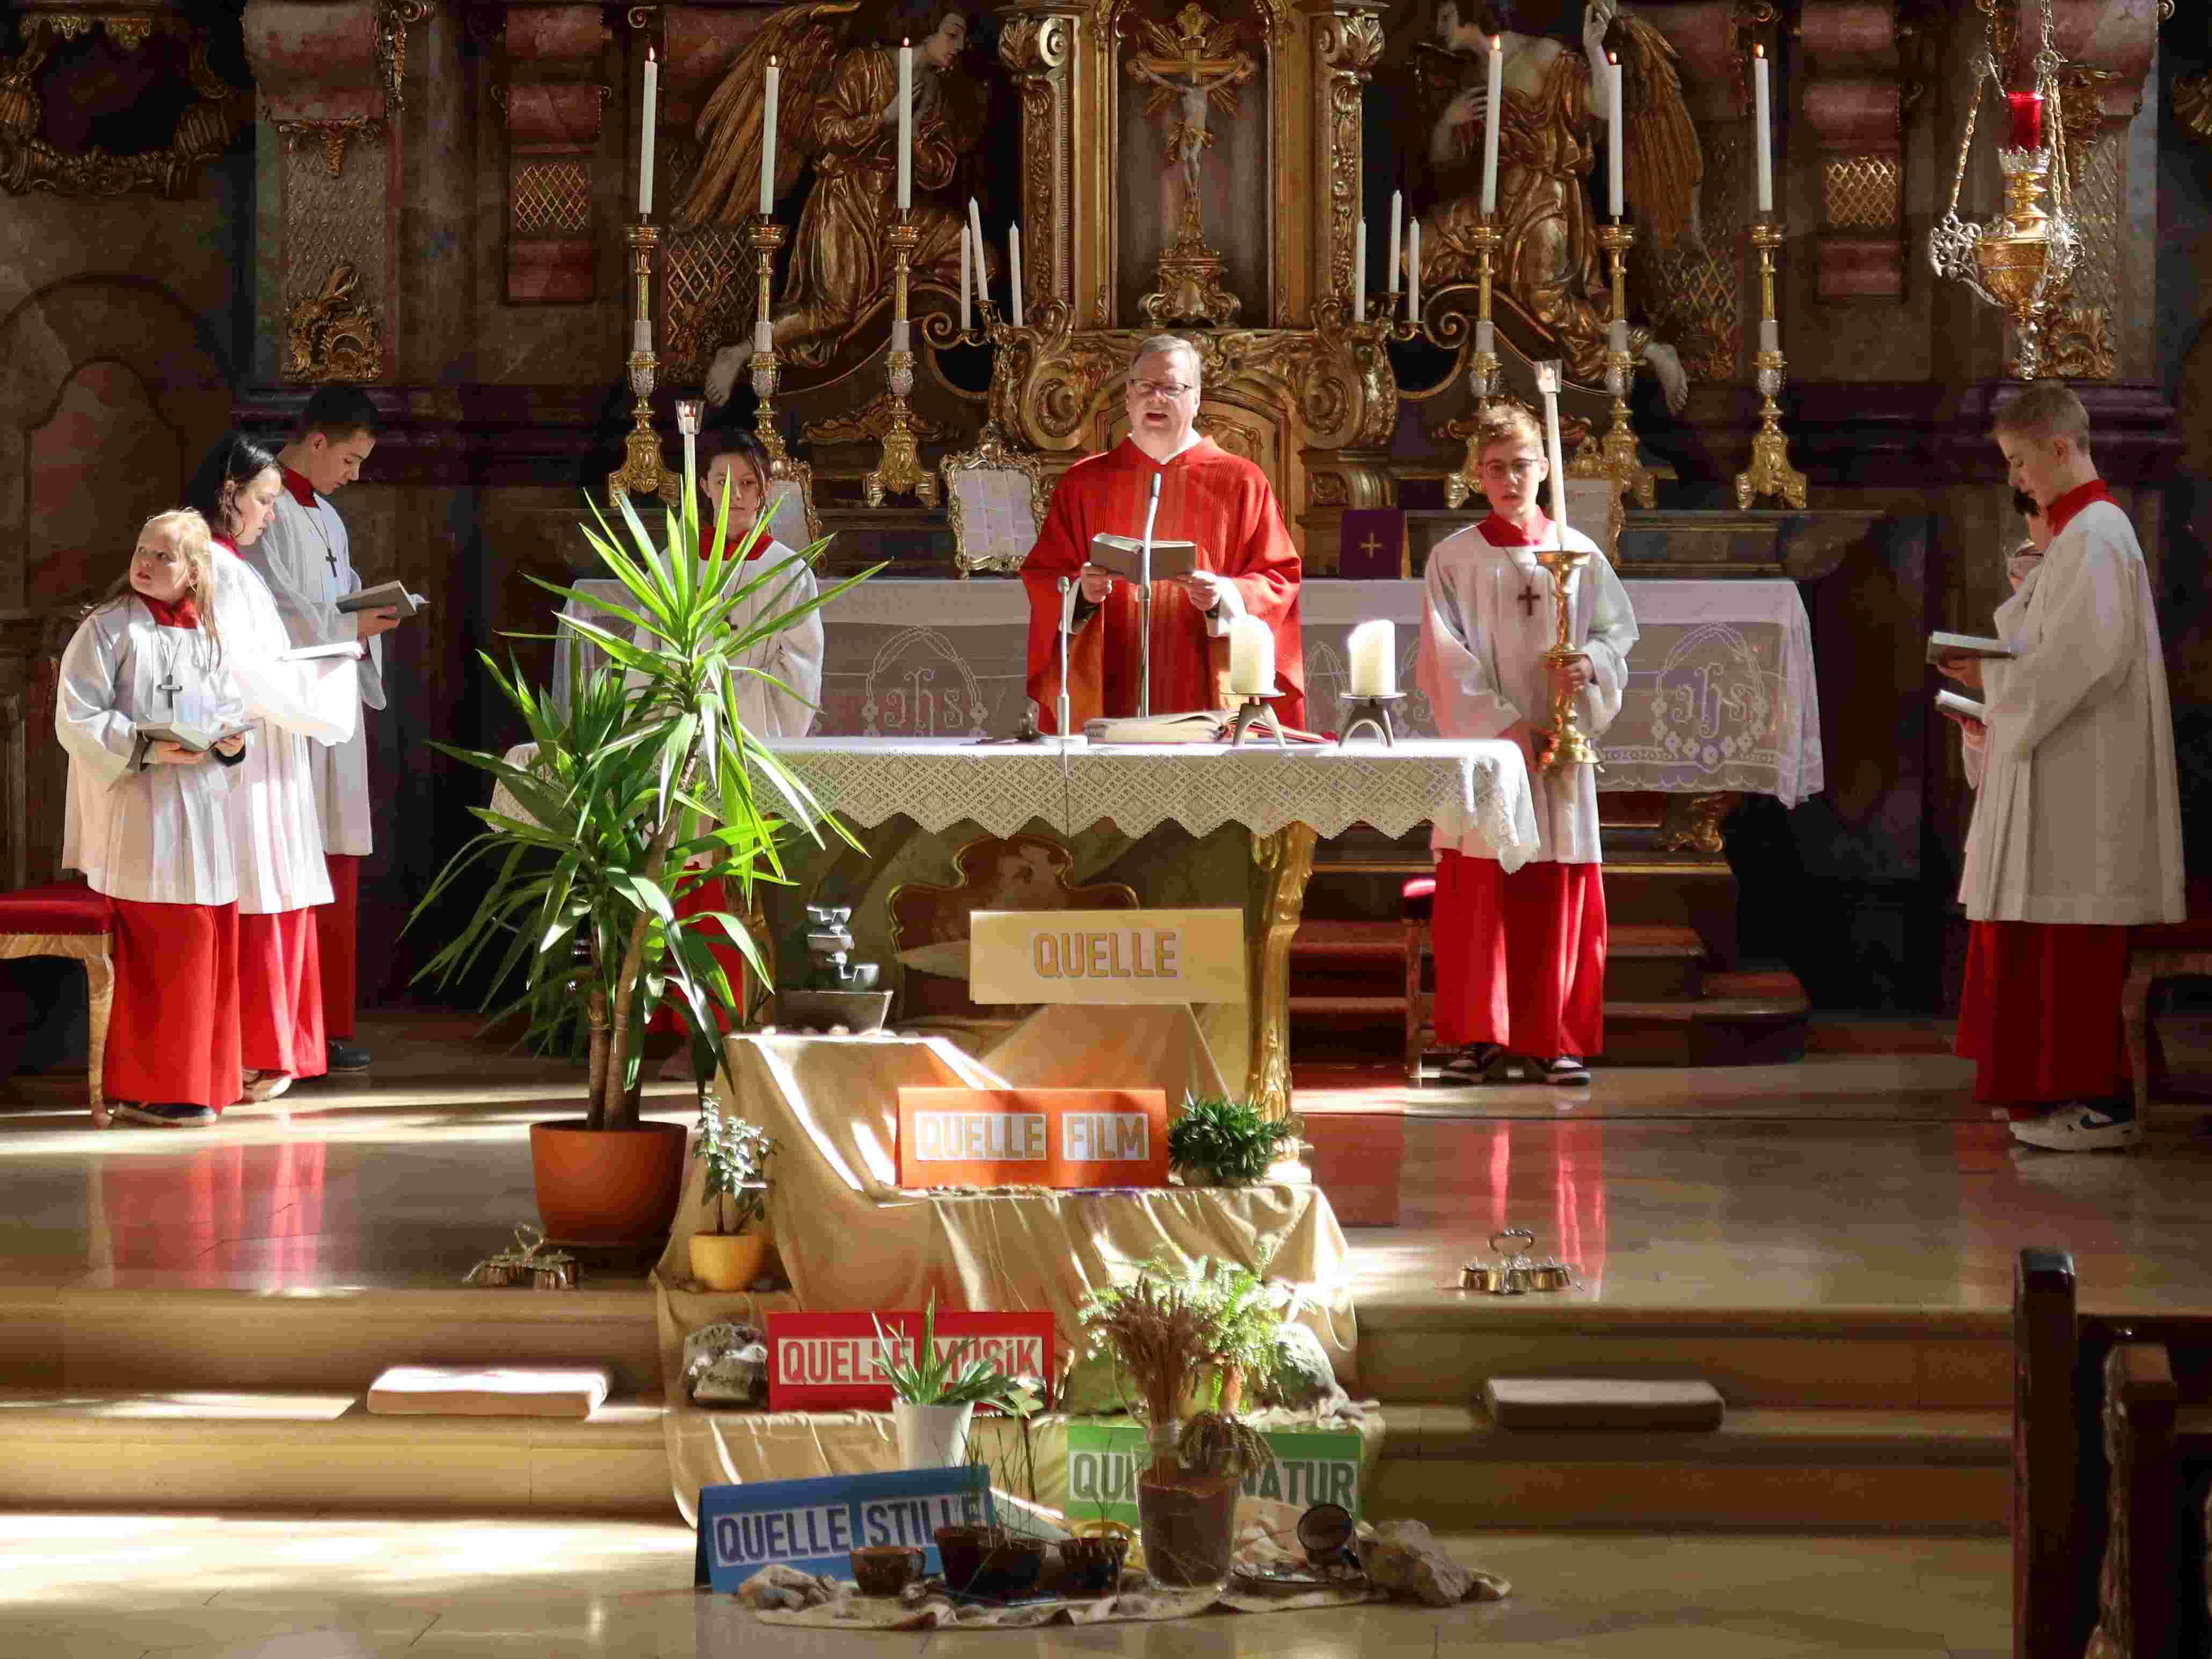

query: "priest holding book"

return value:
[1021, 336, 1305, 730]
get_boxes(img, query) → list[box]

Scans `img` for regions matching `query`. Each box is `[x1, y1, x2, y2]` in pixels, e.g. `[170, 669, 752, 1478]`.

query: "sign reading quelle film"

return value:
[693, 1465, 993, 1590]
[969, 908, 1246, 1006]
[1064, 1423, 1364, 1527]
[894, 1087, 1170, 1189]
[765, 1309, 1057, 1411]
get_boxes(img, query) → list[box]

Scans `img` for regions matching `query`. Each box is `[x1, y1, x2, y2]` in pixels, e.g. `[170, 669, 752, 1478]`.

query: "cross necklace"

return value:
[153, 627, 202, 710]
[1516, 579, 1542, 620]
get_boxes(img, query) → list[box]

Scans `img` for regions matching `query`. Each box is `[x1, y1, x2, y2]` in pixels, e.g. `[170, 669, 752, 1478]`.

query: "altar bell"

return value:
[1956, 490, 2052, 792]
[1416, 405, 1638, 1087]
[1939, 381, 2184, 1152]
[248, 385, 397, 1074]
[188, 432, 339, 1102]
[1021, 334, 1305, 729]
[57, 510, 248, 1126]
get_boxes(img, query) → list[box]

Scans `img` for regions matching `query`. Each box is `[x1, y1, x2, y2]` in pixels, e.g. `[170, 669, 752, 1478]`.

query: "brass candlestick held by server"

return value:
[1531, 359, 1602, 776]
[865, 212, 938, 508]
[1734, 215, 1808, 509]
[609, 220, 676, 504]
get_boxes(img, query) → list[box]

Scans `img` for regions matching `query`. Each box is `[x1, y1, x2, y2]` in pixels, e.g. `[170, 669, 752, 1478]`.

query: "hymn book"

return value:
[1934, 690, 1988, 724]
[338, 580, 430, 618]
[1926, 631, 2012, 664]
[278, 641, 366, 663]
[129, 719, 251, 768]
[1083, 710, 1231, 745]
[1087, 533, 1200, 585]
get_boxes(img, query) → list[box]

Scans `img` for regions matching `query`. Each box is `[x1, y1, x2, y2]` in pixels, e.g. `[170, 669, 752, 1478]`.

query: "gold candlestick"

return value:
[1734, 215, 1807, 510]
[1588, 220, 1656, 510]
[1534, 544, 1604, 772]
[608, 220, 676, 504]
[1445, 215, 1505, 510]
[745, 215, 790, 467]
[865, 214, 937, 508]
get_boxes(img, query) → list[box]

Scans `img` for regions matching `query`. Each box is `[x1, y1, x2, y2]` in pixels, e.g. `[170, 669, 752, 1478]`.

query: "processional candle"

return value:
[1536, 361, 1570, 542]
[1752, 45, 1773, 214]
[1227, 616, 1275, 697]
[1348, 621, 1395, 697]
[1606, 53, 1624, 220]
[638, 48, 658, 217]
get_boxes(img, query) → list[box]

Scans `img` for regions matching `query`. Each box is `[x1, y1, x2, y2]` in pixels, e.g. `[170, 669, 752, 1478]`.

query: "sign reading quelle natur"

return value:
[968, 908, 1246, 1006]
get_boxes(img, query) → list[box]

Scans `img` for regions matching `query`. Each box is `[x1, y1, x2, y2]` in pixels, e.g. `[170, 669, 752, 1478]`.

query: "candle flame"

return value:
[1754, 42, 1764, 59]
[1607, 50, 1618, 64]
[769, 53, 778, 67]
[1490, 37, 1501, 54]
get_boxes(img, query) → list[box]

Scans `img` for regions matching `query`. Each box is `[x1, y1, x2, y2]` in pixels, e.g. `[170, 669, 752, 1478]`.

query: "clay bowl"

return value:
[1057, 1534, 1129, 1597]
[932, 1524, 1005, 1595]
[850, 1544, 923, 1597]
[973, 1534, 1047, 1599]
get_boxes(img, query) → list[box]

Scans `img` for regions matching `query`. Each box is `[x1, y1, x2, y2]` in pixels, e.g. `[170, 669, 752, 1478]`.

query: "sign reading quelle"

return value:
[969, 908, 1246, 1006]
[1064, 1423, 1364, 1528]
[766, 1309, 1057, 1410]
[693, 1465, 993, 1590]
[894, 1087, 1170, 1189]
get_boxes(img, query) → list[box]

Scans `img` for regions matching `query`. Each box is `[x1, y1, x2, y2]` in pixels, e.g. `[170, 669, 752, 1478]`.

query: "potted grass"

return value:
[688, 1100, 775, 1291]
[1167, 1093, 1299, 1188]
[412, 459, 876, 1247]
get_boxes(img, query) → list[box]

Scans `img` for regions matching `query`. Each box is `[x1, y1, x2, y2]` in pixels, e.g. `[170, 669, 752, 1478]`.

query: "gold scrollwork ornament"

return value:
[286, 261, 384, 382]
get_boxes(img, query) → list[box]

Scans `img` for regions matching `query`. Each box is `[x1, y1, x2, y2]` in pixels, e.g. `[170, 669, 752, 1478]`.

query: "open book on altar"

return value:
[1935, 689, 1987, 724]
[1083, 710, 1231, 744]
[1927, 631, 2012, 664]
[1088, 533, 1200, 585]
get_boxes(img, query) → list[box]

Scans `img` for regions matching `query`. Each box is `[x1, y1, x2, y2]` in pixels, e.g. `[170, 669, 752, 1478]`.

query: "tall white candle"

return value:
[1348, 620, 1395, 697]
[1407, 219, 1421, 326]
[1480, 38, 1503, 216]
[897, 39, 914, 212]
[1753, 45, 1773, 214]
[1387, 190, 1402, 297]
[1227, 615, 1275, 696]
[759, 57, 780, 216]
[1353, 219, 1367, 322]
[638, 48, 658, 216]
[1538, 366, 1571, 542]
[959, 226, 971, 332]
[1607, 53, 1624, 219]
[1008, 223, 1024, 328]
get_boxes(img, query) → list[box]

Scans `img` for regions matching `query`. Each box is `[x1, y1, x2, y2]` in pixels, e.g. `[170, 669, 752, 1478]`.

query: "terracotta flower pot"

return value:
[529, 1119, 688, 1246]
[688, 1229, 769, 1291]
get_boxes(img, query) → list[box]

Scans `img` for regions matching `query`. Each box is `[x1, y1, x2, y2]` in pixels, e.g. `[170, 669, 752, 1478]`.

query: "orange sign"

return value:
[894, 1088, 1171, 1189]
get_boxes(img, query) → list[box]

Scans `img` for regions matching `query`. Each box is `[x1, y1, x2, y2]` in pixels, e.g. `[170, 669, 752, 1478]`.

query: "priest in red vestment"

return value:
[1021, 336, 1304, 730]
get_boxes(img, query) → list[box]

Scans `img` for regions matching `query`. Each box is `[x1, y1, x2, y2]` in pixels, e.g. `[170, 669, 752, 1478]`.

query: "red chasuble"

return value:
[1021, 438, 1305, 731]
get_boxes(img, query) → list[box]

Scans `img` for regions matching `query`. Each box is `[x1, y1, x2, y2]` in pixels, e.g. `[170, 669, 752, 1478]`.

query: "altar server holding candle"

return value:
[1022, 334, 1305, 729]
[1416, 404, 1636, 1087]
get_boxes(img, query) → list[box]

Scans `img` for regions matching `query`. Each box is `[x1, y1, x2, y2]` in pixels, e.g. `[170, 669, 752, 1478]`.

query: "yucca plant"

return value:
[410, 454, 881, 1130]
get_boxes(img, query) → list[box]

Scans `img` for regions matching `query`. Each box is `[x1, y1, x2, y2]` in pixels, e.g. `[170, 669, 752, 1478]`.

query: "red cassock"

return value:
[1022, 438, 1304, 731]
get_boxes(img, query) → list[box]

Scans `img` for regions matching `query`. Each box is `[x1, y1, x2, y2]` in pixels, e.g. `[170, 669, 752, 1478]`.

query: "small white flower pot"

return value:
[893, 1400, 976, 1469]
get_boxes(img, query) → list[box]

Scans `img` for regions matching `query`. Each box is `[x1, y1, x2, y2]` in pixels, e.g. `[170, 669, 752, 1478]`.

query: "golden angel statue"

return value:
[1412, 0, 1697, 412]
[679, 2, 995, 396]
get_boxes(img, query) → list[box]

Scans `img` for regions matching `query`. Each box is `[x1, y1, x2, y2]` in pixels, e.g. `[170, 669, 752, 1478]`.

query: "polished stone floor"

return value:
[0, 1511, 2013, 1658]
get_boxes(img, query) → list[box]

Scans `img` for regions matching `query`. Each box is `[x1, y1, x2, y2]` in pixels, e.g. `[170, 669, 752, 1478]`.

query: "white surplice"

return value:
[1961, 554, 2042, 794]
[245, 489, 383, 856]
[57, 600, 244, 906]
[1960, 499, 2185, 925]
[624, 544, 825, 738]
[1417, 520, 1638, 865]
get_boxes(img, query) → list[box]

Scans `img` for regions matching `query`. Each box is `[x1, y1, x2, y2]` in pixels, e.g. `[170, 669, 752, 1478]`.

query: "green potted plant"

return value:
[412, 464, 876, 1246]
[1167, 1093, 1299, 1187]
[688, 1099, 776, 1291]
[872, 1298, 1038, 1469]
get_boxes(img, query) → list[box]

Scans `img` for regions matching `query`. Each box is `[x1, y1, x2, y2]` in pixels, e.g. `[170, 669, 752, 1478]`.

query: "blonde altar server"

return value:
[1939, 382, 2184, 1152]
[248, 385, 399, 1074]
[57, 510, 249, 1126]
[1417, 404, 1637, 1087]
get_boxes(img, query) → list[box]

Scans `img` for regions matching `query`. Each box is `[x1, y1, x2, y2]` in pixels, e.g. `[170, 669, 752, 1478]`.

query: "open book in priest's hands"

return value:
[1926, 631, 2012, 664]
[338, 580, 429, 618]
[1087, 533, 1202, 585]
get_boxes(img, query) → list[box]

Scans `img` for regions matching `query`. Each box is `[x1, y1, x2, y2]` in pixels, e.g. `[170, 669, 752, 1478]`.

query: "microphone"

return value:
[1056, 574, 1076, 741]
[1138, 472, 1162, 718]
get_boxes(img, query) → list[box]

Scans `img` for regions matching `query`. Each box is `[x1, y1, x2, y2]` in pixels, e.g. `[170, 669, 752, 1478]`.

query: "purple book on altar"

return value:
[1338, 509, 1407, 580]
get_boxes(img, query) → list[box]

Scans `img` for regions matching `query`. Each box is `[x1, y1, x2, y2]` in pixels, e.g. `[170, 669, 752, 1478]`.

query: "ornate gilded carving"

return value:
[1314, 8, 1385, 314]
[275, 117, 385, 180]
[1248, 821, 1317, 1122]
[286, 261, 384, 382]
[1000, 13, 1073, 311]
[1658, 792, 1741, 855]
[1126, 6, 1255, 329]
[2177, 72, 2212, 143]
[377, 0, 434, 112]
[2043, 305, 2116, 381]
[802, 397, 950, 448]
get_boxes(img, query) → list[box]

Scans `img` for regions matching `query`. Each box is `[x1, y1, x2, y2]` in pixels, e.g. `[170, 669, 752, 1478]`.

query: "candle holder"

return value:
[745, 215, 791, 467]
[608, 220, 676, 504]
[864, 213, 938, 509]
[1533, 546, 1603, 773]
[1733, 216, 1808, 510]
[1586, 221, 1656, 510]
[1228, 690, 1288, 750]
[1445, 215, 1506, 510]
[1336, 692, 1405, 748]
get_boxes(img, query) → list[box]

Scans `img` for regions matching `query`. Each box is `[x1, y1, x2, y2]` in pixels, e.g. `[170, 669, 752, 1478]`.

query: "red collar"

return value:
[210, 532, 238, 555]
[141, 593, 201, 629]
[1479, 511, 1552, 548]
[710, 526, 774, 563]
[2044, 479, 2114, 539]
[279, 465, 318, 508]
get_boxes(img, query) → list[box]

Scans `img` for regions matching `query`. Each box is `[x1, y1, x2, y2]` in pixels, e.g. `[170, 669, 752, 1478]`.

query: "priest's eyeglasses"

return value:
[1480, 459, 1545, 480]
[1130, 378, 1198, 402]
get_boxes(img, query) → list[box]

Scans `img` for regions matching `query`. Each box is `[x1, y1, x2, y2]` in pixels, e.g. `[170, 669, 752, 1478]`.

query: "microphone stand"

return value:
[1137, 473, 1162, 718]
[1053, 575, 1081, 744]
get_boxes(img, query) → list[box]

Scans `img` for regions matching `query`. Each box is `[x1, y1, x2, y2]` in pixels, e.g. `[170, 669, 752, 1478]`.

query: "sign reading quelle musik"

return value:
[894, 1087, 1170, 1188]
[969, 908, 1246, 1006]
[766, 1309, 1057, 1410]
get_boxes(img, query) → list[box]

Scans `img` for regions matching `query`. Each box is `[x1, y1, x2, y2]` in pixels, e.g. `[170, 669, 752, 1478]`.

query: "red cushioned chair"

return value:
[0, 882, 115, 1124]
[2121, 879, 2212, 1130]
[1403, 875, 1437, 1083]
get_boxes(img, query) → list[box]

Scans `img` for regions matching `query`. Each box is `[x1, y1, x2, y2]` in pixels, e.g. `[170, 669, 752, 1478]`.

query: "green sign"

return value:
[1064, 1423, 1362, 1527]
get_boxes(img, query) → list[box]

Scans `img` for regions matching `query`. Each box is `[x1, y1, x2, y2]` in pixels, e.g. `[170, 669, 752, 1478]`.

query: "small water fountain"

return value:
[775, 904, 893, 1032]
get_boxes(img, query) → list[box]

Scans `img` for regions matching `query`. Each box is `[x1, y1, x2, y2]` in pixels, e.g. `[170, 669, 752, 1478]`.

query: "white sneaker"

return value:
[2009, 1102, 2142, 1152]
[239, 1069, 293, 1104]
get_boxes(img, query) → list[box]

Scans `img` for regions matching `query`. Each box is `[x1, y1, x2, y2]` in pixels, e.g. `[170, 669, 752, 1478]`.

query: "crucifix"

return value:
[1359, 531, 1384, 565]
[1125, 6, 1255, 243]
[155, 667, 184, 708]
[1516, 580, 1542, 620]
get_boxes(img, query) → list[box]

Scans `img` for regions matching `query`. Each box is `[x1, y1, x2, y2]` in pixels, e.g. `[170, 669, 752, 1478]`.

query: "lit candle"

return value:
[1348, 620, 1395, 697]
[1008, 223, 1023, 328]
[759, 56, 780, 217]
[638, 47, 658, 216]
[1607, 52, 1624, 220]
[1407, 219, 1421, 326]
[1752, 45, 1773, 214]
[1536, 361, 1570, 543]
[1227, 615, 1275, 696]
[959, 225, 971, 333]
[2006, 90, 2045, 151]
[1387, 190, 1402, 299]
[1481, 38, 1502, 216]
[896, 38, 913, 212]
[1353, 219, 1367, 322]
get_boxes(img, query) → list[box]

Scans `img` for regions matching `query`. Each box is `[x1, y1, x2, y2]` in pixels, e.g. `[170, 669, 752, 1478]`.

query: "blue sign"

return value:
[694, 1464, 995, 1591]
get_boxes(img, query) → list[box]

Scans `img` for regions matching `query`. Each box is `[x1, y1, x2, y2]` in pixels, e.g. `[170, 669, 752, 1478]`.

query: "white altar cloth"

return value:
[549, 577, 1822, 806]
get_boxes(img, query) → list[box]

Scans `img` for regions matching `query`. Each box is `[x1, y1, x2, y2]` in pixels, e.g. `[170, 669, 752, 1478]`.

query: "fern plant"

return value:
[1167, 1093, 1299, 1185]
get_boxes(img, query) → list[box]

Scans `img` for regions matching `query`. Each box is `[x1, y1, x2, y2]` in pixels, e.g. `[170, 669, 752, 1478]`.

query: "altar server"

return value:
[696, 428, 824, 738]
[1021, 334, 1305, 729]
[1939, 382, 2184, 1152]
[248, 385, 398, 1074]
[1416, 405, 1638, 1087]
[57, 511, 248, 1125]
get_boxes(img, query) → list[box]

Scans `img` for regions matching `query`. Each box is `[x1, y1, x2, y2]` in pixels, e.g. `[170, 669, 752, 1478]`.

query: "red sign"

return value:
[766, 1310, 1058, 1411]
[894, 1087, 1171, 1189]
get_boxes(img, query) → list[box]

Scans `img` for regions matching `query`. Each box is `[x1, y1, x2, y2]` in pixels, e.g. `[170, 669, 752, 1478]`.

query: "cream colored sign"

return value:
[969, 909, 1246, 1005]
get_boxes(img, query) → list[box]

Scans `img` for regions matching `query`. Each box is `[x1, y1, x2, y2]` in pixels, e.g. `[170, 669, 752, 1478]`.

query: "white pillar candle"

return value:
[1008, 223, 1024, 328]
[1480, 38, 1503, 216]
[1541, 389, 1570, 540]
[638, 47, 658, 216]
[959, 225, 971, 332]
[759, 57, 780, 216]
[1353, 219, 1367, 322]
[1407, 219, 1421, 326]
[1753, 45, 1773, 214]
[1607, 53, 1624, 220]
[1227, 615, 1275, 696]
[1387, 190, 1402, 297]
[1348, 620, 1395, 697]
[896, 39, 914, 212]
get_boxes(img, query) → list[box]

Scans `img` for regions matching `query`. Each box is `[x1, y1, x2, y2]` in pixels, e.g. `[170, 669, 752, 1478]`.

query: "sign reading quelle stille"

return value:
[968, 908, 1246, 1006]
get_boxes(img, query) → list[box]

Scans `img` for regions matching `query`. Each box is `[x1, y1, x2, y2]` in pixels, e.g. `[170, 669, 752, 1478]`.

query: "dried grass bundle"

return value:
[1081, 1272, 1211, 1427]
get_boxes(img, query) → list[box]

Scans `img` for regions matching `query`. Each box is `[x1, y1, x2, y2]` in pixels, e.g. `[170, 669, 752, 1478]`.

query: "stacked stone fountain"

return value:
[774, 904, 893, 1033]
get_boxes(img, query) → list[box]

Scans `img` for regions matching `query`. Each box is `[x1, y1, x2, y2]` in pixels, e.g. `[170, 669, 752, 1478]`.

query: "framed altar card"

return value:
[942, 429, 1048, 576]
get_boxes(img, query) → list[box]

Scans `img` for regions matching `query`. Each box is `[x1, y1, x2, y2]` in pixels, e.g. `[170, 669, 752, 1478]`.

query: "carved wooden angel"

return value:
[678, 2, 994, 396]
[1410, 0, 1697, 411]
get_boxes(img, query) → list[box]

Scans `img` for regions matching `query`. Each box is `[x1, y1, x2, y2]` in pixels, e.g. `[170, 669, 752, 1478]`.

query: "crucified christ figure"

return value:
[1128, 57, 1247, 209]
